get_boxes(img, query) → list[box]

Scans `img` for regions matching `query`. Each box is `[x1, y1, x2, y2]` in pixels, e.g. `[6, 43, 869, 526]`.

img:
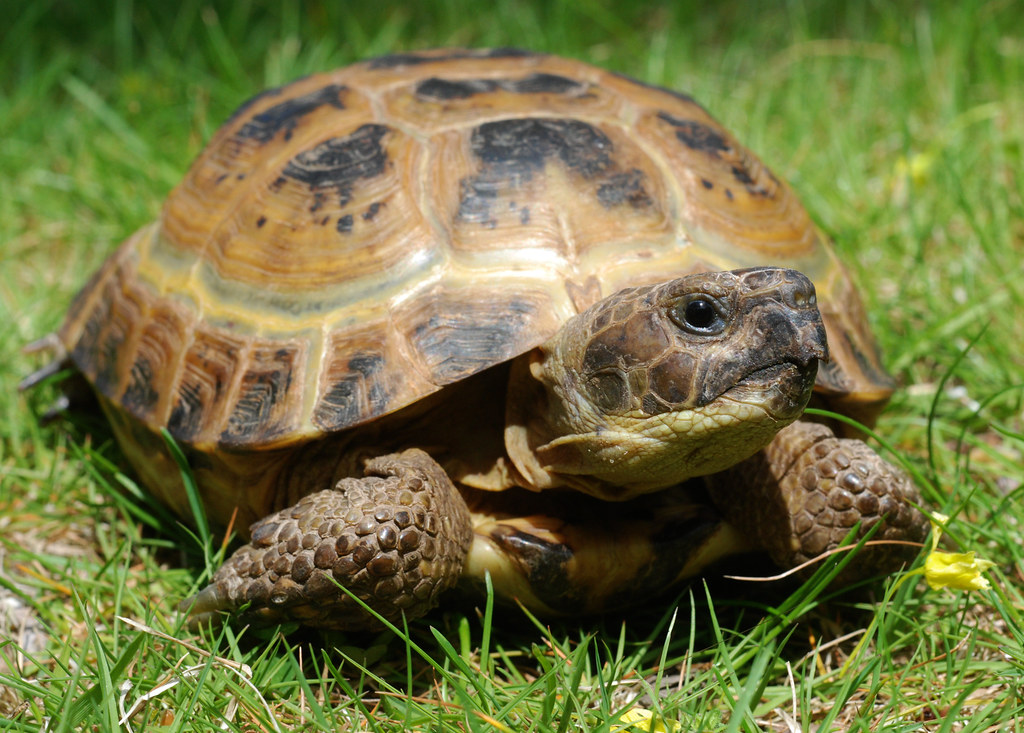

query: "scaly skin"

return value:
[506, 268, 827, 498]
[709, 420, 928, 574]
[184, 449, 472, 630]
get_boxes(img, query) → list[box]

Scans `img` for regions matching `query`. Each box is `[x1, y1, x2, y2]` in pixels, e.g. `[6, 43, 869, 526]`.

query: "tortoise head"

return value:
[506, 267, 828, 499]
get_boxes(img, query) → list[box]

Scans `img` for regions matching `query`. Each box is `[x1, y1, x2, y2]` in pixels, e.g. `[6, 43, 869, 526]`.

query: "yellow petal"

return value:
[893, 151, 935, 187]
[928, 512, 949, 552]
[924, 550, 995, 591]
[616, 708, 680, 733]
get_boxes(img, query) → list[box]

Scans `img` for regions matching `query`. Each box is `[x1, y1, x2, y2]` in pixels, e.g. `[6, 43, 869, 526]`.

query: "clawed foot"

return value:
[182, 449, 473, 631]
[711, 420, 929, 578]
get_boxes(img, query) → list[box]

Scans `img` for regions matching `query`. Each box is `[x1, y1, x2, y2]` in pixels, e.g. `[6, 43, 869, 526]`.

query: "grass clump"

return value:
[2, 0, 1023, 730]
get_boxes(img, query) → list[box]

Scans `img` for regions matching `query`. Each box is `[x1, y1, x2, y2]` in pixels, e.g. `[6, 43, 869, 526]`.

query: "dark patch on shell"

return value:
[657, 112, 780, 198]
[222, 84, 285, 128]
[282, 124, 389, 207]
[221, 348, 298, 446]
[472, 118, 612, 181]
[824, 329, 896, 394]
[167, 379, 205, 441]
[336, 214, 354, 234]
[71, 293, 109, 387]
[411, 298, 536, 384]
[366, 47, 537, 69]
[256, 216, 267, 228]
[362, 202, 384, 220]
[657, 112, 731, 155]
[815, 359, 854, 394]
[414, 73, 585, 101]
[221, 369, 287, 443]
[597, 169, 652, 208]
[95, 337, 123, 395]
[167, 334, 244, 442]
[415, 78, 494, 100]
[121, 355, 159, 415]
[511, 72, 586, 94]
[313, 353, 388, 431]
[457, 178, 498, 227]
[458, 117, 652, 223]
[236, 84, 346, 143]
[84, 278, 138, 399]
[731, 165, 753, 186]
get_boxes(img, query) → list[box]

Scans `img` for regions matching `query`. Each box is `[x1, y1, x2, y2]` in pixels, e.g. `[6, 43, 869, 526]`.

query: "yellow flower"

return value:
[614, 708, 680, 733]
[924, 550, 995, 591]
[893, 151, 936, 187]
[923, 513, 995, 592]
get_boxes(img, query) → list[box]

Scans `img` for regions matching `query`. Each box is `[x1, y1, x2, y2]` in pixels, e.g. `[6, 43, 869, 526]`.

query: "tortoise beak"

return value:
[794, 310, 829, 367]
[699, 267, 828, 415]
[743, 265, 828, 367]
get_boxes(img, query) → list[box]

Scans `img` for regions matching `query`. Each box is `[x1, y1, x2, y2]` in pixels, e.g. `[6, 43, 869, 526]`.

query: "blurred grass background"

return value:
[2, 0, 1023, 730]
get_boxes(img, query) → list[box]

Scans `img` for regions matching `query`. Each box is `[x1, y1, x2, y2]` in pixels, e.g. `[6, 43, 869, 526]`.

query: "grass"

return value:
[2, 0, 1023, 729]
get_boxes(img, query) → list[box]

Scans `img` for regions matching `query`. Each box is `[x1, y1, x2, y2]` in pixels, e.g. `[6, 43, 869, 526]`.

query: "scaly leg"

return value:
[709, 420, 928, 577]
[183, 449, 473, 630]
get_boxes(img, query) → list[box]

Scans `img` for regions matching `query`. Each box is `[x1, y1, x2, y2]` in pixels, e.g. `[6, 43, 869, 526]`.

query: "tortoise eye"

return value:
[670, 297, 727, 334]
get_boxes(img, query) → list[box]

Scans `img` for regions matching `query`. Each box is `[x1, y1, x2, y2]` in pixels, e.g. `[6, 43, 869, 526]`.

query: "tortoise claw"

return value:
[19, 333, 70, 392]
[20, 334, 97, 423]
[180, 449, 473, 631]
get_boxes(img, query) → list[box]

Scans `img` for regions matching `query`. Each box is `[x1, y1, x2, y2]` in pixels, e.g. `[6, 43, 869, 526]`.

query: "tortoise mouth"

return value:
[724, 360, 818, 419]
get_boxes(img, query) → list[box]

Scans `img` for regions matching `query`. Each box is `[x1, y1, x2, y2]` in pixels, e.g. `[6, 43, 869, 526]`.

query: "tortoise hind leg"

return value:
[709, 420, 929, 578]
[183, 449, 473, 631]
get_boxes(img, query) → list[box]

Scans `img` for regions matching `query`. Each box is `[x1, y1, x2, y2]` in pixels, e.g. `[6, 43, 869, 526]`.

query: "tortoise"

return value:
[31, 48, 928, 630]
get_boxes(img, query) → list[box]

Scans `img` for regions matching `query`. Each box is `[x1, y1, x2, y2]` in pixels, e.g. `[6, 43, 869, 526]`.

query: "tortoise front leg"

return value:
[183, 449, 473, 631]
[709, 420, 929, 578]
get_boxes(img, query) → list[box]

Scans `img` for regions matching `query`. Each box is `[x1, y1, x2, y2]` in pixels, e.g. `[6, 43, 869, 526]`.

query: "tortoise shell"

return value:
[59, 48, 893, 455]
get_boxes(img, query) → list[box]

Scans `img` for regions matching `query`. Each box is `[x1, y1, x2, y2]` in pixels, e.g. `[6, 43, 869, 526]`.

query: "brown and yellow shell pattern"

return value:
[59, 48, 892, 456]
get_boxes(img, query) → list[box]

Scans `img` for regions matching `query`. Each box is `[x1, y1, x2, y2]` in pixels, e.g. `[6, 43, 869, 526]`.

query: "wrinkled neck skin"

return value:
[506, 335, 791, 501]
[505, 270, 826, 501]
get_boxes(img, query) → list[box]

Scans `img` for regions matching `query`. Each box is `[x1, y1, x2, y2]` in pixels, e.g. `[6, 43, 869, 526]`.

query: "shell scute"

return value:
[431, 117, 672, 274]
[402, 289, 544, 385]
[278, 123, 389, 198]
[220, 342, 305, 447]
[120, 301, 189, 418]
[314, 354, 387, 432]
[376, 57, 625, 135]
[166, 327, 247, 443]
